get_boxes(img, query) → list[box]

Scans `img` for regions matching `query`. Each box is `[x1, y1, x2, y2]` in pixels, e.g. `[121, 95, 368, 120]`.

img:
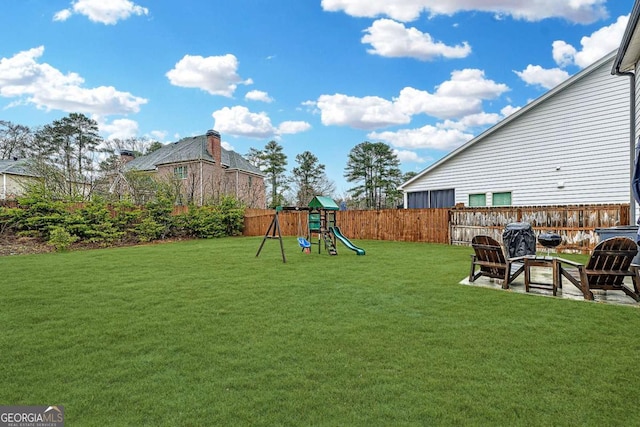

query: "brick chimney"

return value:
[206, 129, 222, 165]
[120, 150, 135, 164]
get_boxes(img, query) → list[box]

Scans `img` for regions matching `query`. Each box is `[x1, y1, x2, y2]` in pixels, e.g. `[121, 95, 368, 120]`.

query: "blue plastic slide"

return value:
[330, 226, 365, 255]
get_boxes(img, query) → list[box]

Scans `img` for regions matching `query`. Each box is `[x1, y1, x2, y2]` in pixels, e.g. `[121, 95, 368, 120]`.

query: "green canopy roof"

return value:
[308, 196, 339, 210]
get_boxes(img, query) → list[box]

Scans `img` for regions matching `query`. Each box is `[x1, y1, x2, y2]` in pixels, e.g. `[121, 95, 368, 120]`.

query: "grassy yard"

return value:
[1, 237, 639, 426]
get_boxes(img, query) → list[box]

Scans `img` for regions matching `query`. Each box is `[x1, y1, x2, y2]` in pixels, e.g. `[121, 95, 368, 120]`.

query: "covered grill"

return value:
[502, 222, 537, 258]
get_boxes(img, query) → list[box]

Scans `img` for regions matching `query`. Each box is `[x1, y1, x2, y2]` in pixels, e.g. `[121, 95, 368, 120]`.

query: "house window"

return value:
[406, 189, 455, 208]
[248, 176, 252, 188]
[174, 166, 188, 180]
[407, 191, 429, 208]
[469, 193, 486, 207]
[430, 189, 455, 208]
[492, 192, 512, 206]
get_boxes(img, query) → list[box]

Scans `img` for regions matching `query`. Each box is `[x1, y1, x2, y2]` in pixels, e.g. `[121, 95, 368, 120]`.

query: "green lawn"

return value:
[1, 237, 639, 426]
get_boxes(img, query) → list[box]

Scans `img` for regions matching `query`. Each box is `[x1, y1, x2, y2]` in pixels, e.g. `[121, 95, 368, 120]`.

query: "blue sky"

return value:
[0, 0, 633, 195]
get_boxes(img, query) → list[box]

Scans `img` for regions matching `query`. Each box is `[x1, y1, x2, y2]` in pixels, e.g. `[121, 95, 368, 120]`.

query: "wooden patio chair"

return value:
[469, 235, 525, 289]
[556, 237, 640, 302]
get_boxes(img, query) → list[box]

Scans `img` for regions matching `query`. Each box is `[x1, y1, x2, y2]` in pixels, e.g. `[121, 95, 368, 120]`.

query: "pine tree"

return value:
[33, 113, 102, 199]
[344, 141, 402, 209]
[291, 151, 335, 206]
[248, 140, 288, 208]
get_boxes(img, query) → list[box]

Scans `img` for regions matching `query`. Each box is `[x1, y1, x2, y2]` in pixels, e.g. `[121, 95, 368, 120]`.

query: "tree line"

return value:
[0, 114, 164, 202]
[1, 113, 413, 209]
[245, 139, 412, 209]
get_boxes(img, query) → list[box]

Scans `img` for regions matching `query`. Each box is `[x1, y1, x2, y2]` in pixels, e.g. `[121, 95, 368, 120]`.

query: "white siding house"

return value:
[400, 51, 633, 210]
[0, 159, 38, 200]
[613, 0, 640, 202]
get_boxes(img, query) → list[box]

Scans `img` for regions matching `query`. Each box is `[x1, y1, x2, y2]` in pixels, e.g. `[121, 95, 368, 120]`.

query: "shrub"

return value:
[136, 217, 167, 242]
[144, 194, 175, 240]
[111, 201, 145, 241]
[15, 191, 68, 239]
[47, 226, 78, 252]
[0, 207, 23, 236]
[1, 192, 246, 247]
[178, 196, 245, 238]
[66, 199, 123, 245]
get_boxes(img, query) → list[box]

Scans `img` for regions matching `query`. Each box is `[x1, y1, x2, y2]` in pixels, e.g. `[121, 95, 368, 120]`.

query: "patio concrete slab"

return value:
[460, 267, 640, 307]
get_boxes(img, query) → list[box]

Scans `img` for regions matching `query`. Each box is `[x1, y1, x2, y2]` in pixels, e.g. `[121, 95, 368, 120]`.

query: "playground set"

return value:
[255, 196, 365, 263]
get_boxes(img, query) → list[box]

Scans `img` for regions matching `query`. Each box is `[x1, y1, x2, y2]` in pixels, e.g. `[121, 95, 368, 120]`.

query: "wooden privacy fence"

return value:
[450, 204, 630, 253]
[244, 208, 448, 244]
[245, 203, 630, 253]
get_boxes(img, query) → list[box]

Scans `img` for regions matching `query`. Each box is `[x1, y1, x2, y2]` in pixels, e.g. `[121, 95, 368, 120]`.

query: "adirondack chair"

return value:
[469, 235, 525, 289]
[556, 237, 640, 301]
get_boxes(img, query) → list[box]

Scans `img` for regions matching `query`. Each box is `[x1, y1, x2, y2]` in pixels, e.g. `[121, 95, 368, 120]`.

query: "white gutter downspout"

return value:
[2, 173, 6, 200]
[613, 70, 637, 225]
[612, 1, 640, 225]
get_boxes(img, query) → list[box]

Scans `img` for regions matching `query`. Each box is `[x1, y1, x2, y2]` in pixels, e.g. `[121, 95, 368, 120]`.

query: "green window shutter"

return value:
[468, 193, 486, 207]
[492, 192, 512, 206]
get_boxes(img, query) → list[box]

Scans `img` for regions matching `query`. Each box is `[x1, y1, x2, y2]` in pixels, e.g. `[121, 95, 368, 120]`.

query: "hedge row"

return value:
[0, 193, 245, 251]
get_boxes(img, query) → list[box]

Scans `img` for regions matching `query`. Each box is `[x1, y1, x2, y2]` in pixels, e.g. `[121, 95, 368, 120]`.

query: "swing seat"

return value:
[297, 237, 311, 251]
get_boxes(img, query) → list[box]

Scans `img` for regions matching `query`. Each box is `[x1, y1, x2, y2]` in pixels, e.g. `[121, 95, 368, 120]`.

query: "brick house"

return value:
[121, 130, 266, 207]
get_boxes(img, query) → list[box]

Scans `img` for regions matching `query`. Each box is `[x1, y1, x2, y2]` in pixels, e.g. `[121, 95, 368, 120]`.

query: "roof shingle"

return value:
[123, 134, 263, 176]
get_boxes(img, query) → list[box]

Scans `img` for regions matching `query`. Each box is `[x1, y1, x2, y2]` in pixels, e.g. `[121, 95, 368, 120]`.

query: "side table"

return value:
[524, 256, 561, 296]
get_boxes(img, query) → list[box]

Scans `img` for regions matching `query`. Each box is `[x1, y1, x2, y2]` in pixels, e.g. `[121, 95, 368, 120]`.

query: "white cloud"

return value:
[221, 140, 235, 151]
[148, 130, 168, 142]
[552, 14, 629, 68]
[166, 54, 252, 97]
[514, 64, 570, 89]
[500, 104, 521, 117]
[212, 106, 311, 138]
[53, 9, 73, 22]
[98, 117, 140, 140]
[368, 124, 473, 150]
[0, 46, 147, 115]
[551, 40, 577, 67]
[395, 86, 481, 120]
[396, 69, 508, 119]
[314, 68, 508, 130]
[437, 112, 502, 131]
[245, 90, 274, 103]
[362, 19, 471, 60]
[321, 0, 609, 23]
[212, 106, 274, 138]
[278, 121, 311, 134]
[54, 0, 149, 25]
[434, 69, 509, 98]
[316, 93, 411, 129]
[393, 149, 425, 163]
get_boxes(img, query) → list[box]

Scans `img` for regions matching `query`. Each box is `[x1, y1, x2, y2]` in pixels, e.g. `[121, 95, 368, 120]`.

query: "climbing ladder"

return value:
[322, 230, 337, 255]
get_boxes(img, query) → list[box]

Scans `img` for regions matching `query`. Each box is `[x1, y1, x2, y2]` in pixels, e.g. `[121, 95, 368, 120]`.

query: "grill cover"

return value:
[502, 222, 536, 258]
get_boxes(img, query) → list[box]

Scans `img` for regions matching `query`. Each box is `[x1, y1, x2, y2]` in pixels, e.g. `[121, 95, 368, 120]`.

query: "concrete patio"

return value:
[460, 265, 640, 307]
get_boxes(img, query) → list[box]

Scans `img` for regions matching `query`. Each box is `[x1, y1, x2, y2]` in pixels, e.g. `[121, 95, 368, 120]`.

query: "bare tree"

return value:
[0, 121, 32, 160]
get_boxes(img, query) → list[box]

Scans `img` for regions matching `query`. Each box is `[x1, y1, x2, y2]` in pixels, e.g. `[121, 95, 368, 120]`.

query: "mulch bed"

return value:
[0, 236, 53, 256]
[0, 235, 195, 257]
